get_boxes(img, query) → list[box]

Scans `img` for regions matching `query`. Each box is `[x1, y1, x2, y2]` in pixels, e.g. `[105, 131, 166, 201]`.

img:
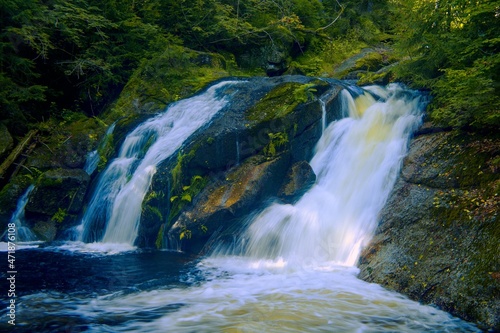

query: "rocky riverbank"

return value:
[358, 124, 500, 331]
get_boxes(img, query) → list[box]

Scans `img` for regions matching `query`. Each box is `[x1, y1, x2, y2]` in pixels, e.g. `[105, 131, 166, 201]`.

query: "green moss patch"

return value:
[246, 81, 326, 123]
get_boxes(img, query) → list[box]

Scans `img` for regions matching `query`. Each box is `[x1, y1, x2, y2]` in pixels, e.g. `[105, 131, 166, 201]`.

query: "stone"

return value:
[358, 126, 500, 331]
[278, 161, 316, 204]
[26, 168, 90, 217]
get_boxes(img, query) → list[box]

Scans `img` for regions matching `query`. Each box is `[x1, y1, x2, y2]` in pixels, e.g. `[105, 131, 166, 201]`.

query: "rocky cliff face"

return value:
[358, 124, 500, 331]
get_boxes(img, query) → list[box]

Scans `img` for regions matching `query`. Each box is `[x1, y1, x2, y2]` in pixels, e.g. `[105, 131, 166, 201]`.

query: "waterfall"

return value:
[81, 81, 239, 245]
[319, 99, 326, 133]
[7, 185, 37, 242]
[231, 83, 424, 267]
[83, 122, 116, 175]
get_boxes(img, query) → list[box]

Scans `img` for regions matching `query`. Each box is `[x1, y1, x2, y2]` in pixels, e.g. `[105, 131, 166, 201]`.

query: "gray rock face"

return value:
[358, 126, 500, 331]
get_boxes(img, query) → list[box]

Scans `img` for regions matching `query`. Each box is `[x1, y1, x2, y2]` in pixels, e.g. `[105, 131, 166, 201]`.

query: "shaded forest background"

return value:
[1, 0, 499, 138]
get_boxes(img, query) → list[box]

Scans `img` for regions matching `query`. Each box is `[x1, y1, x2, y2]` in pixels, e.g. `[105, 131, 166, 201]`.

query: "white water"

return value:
[83, 122, 116, 175]
[320, 98, 326, 133]
[7, 185, 37, 242]
[222, 84, 422, 267]
[80, 81, 238, 245]
[66, 258, 478, 333]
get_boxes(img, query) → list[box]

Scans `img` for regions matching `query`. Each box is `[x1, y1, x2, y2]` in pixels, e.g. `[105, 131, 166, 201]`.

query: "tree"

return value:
[391, 0, 500, 129]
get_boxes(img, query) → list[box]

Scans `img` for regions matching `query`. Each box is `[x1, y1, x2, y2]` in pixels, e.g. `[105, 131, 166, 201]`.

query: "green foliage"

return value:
[51, 208, 67, 223]
[171, 149, 197, 192]
[431, 61, 500, 128]
[390, 0, 500, 129]
[169, 175, 208, 223]
[264, 132, 289, 157]
[247, 82, 319, 122]
[97, 134, 115, 172]
[155, 224, 165, 249]
[179, 227, 192, 241]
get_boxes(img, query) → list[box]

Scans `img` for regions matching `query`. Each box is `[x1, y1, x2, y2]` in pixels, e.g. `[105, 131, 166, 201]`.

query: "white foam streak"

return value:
[53, 241, 137, 255]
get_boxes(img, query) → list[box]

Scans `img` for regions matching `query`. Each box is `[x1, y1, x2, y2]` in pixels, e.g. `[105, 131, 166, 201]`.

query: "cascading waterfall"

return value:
[80, 81, 238, 245]
[83, 122, 116, 176]
[223, 83, 424, 267]
[6, 185, 37, 242]
[319, 99, 326, 133]
[12, 81, 481, 333]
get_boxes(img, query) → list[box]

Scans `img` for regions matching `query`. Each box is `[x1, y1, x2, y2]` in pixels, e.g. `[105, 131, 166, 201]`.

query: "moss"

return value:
[168, 175, 208, 223]
[96, 133, 115, 172]
[171, 149, 197, 192]
[263, 132, 289, 157]
[246, 81, 325, 123]
[358, 70, 394, 85]
[104, 47, 232, 122]
[0, 175, 34, 217]
[51, 208, 67, 223]
[155, 224, 165, 249]
[36, 172, 63, 187]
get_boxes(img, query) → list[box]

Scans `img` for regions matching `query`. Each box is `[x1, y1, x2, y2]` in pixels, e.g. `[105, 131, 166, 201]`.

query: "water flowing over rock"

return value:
[137, 76, 342, 249]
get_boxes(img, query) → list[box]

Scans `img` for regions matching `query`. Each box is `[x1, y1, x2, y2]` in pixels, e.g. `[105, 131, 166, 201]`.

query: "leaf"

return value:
[181, 193, 192, 203]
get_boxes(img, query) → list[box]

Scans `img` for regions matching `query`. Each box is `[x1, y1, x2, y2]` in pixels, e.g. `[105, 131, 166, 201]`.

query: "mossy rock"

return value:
[333, 47, 397, 81]
[28, 115, 107, 171]
[26, 168, 90, 217]
[359, 126, 500, 331]
[168, 154, 292, 254]
[0, 174, 34, 234]
[104, 46, 231, 123]
[246, 80, 330, 123]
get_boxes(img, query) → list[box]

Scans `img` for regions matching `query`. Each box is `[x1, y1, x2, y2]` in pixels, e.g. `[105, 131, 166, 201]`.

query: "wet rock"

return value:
[358, 126, 500, 331]
[278, 161, 316, 204]
[26, 168, 90, 217]
[33, 220, 57, 242]
[168, 154, 291, 253]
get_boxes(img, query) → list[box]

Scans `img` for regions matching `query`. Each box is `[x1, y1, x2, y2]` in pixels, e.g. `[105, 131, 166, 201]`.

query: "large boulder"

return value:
[168, 154, 291, 254]
[25, 168, 90, 240]
[135, 76, 345, 250]
[358, 126, 500, 331]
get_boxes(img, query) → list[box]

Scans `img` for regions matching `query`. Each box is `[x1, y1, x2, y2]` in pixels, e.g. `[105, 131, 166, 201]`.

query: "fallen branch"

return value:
[316, 0, 345, 32]
[0, 130, 38, 178]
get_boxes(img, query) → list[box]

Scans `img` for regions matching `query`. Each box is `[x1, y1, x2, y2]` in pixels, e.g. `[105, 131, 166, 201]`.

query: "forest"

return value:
[1, 0, 498, 138]
[1, 2, 499, 331]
